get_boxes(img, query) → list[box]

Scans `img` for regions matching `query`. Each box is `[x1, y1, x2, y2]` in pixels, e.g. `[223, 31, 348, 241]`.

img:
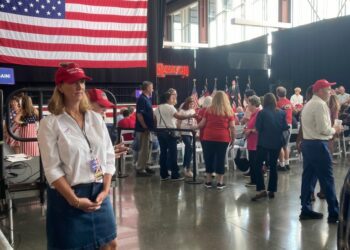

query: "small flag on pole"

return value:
[191, 79, 199, 109]
[211, 78, 218, 96]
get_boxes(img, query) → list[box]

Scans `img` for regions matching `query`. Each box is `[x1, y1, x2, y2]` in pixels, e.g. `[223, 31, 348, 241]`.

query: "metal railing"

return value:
[117, 127, 203, 184]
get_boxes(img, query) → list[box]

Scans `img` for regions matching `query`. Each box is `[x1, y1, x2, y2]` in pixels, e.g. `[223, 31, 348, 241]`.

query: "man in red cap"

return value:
[88, 88, 128, 159]
[87, 88, 115, 117]
[299, 79, 343, 223]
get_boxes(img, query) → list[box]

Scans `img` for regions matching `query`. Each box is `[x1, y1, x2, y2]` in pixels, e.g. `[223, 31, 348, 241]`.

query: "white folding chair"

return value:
[288, 128, 301, 162]
[120, 130, 135, 169]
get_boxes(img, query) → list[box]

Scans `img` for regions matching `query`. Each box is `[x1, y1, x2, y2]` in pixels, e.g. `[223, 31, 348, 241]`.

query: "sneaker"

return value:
[204, 182, 212, 188]
[268, 191, 275, 198]
[136, 170, 151, 177]
[299, 211, 324, 220]
[217, 183, 226, 190]
[184, 169, 193, 178]
[160, 176, 171, 181]
[285, 165, 290, 170]
[245, 182, 256, 187]
[277, 165, 287, 172]
[170, 176, 185, 182]
[145, 168, 155, 174]
[328, 215, 339, 224]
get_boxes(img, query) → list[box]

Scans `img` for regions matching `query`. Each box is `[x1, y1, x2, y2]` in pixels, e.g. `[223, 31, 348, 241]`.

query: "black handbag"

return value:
[234, 148, 250, 172]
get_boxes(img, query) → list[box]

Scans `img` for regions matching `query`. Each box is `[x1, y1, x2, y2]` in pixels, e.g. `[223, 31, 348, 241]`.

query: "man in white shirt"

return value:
[337, 86, 350, 104]
[299, 79, 343, 223]
[290, 87, 303, 107]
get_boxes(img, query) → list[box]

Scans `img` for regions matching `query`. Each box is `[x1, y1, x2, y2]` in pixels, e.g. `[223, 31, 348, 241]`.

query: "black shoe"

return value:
[285, 165, 290, 170]
[277, 165, 287, 172]
[317, 192, 326, 199]
[145, 168, 155, 174]
[299, 211, 323, 220]
[204, 182, 212, 188]
[160, 176, 171, 181]
[217, 183, 226, 190]
[328, 216, 339, 224]
[251, 191, 268, 201]
[268, 191, 275, 198]
[136, 170, 151, 177]
[170, 176, 184, 182]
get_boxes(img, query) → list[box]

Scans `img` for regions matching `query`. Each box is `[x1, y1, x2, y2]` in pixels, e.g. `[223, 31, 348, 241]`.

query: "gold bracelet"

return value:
[73, 198, 80, 208]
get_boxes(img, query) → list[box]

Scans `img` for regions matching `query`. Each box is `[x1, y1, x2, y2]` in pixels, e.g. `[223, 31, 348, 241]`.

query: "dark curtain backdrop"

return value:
[158, 35, 269, 104]
[271, 15, 350, 96]
[158, 48, 195, 105]
[195, 35, 269, 95]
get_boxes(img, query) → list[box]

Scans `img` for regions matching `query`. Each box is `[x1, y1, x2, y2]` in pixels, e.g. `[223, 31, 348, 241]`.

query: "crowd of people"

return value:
[4, 61, 350, 249]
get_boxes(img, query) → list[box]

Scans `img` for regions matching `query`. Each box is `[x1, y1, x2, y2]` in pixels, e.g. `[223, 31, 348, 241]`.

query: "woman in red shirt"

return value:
[244, 95, 261, 187]
[197, 91, 235, 189]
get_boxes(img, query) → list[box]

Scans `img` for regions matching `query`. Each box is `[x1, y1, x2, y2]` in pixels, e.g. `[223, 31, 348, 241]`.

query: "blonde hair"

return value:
[294, 87, 301, 93]
[208, 91, 233, 116]
[21, 95, 38, 118]
[48, 87, 90, 115]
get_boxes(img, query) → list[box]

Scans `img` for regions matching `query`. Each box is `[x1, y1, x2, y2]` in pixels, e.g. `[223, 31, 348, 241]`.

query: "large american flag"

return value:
[0, 0, 148, 68]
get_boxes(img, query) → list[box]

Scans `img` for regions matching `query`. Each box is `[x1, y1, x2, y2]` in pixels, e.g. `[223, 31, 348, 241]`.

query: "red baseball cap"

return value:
[87, 89, 115, 108]
[312, 79, 336, 92]
[55, 63, 92, 85]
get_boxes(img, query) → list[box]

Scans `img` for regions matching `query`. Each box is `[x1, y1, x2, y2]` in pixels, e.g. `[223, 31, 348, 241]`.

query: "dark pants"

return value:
[301, 140, 339, 217]
[255, 146, 280, 192]
[202, 141, 229, 175]
[248, 150, 257, 184]
[157, 132, 180, 179]
[182, 135, 193, 169]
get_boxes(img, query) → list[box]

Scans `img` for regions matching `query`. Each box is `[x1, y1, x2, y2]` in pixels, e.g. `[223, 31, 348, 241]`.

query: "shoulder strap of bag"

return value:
[158, 107, 169, 129]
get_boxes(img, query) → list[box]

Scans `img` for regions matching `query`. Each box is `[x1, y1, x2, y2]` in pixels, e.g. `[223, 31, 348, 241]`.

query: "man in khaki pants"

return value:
[135, 81, 155, 177]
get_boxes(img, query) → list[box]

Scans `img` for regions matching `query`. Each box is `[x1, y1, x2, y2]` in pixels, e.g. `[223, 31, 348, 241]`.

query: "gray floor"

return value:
[1, 158, 348, 250]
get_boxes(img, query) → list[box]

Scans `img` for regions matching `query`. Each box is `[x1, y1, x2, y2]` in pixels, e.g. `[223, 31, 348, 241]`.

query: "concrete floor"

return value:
[1, 159, 348, 250]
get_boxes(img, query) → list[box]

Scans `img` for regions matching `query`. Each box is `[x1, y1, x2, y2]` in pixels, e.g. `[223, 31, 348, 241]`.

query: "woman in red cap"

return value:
[38, 63, 118, 250]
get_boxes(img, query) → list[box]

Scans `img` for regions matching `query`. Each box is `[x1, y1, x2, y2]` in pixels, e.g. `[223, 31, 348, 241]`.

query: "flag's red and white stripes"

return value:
[19, 124, 40, 157]
[0, 0, 148, 68]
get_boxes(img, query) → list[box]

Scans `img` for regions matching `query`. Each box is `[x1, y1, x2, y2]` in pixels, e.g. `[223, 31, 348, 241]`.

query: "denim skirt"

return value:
[47, 183, 117, 250]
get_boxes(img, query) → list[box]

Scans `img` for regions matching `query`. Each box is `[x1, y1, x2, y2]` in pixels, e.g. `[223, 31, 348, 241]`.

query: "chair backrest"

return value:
[120, 130, 134, 145]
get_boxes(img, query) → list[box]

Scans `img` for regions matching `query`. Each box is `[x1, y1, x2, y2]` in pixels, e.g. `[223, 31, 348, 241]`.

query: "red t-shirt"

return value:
[118, 117, 135, 141]
[246, 110, 259, 151]
[277, 98, 293, 125]
[202, 111, 235, 143]
[129, 112, 136, 125]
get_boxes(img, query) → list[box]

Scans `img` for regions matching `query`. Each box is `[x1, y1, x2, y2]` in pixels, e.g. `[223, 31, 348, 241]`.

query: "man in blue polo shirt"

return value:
[135, 81, 155, 177]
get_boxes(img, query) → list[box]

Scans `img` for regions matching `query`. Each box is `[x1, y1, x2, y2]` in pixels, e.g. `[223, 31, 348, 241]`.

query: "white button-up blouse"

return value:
[38, 110, 115, 186]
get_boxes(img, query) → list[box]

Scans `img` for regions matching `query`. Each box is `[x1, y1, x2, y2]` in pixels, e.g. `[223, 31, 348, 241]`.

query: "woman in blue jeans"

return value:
[178, 97, 197, 178]
[155, 91, 195, 181]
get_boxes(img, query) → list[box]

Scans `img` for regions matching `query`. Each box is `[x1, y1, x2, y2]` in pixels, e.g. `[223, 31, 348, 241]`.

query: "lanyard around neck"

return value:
[67, 112, 92, 154]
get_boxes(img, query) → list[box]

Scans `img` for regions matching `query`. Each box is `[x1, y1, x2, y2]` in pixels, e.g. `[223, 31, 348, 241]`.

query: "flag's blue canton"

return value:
[0, 0, 65, 19]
